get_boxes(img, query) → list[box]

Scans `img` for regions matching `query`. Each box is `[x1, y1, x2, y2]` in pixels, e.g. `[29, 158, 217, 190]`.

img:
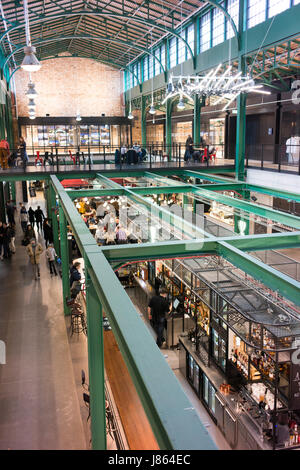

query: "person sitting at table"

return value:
[116, 225, 128, 244]
[95, 225, 106, 245]
[96, 203, 105, 218]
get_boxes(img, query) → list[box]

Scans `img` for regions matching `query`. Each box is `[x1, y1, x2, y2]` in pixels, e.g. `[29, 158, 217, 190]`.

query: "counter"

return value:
[179, 336, 273, 450]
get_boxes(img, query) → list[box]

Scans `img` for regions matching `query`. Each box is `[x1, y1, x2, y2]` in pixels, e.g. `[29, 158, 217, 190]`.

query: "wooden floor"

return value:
[103, 329, 159, 450]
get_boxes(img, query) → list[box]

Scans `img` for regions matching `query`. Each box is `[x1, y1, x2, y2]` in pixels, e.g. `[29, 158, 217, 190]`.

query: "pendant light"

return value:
[27, 98, 36, 109]
[177, 95, 185, 110]
[76, 113, 82, 122]
[25, 81, 38, 99]
[21, 0, 41, 72]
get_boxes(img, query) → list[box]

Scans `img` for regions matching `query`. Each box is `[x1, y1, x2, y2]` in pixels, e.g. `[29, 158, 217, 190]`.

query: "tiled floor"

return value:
[0, 185, 86, 450]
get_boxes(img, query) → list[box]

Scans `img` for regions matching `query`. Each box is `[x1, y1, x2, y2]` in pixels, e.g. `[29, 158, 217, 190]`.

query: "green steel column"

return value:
[235, 90, 246, 180]
[0, 182, 5, 222]
[235, 0, 247, 181]
[193, 94, 204, 147]
[10, 182, 16, 203]
[166, 99, 172, 161]
[59, 203, 70, 315]
[141, 95, 147, 147]
[85, 261, 106, 450]
[234, 189, 250, 235]
[50, 184, 59, 255]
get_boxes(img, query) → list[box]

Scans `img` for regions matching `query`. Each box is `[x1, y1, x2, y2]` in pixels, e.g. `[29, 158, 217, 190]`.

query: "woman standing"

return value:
[43, 218, 53, 248]
[19, 136, 28, 169]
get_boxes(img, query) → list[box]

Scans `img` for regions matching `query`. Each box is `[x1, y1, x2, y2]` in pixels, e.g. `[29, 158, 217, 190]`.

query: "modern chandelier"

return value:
[161, 64, 270, 111]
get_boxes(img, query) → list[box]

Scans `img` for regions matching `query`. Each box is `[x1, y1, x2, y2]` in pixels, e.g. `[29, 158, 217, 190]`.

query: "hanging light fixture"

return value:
[149, 104, 156, 115]
[128, 102, 134, 119]
[25, 81, 38, 98]
[21, 46, 41, 72]
[177, 95, 185, 110]
[21, 0, 41, 72]
[76, 112, 82, 122]
[161, 64, 270, 110]
[27, 98, 36, 109]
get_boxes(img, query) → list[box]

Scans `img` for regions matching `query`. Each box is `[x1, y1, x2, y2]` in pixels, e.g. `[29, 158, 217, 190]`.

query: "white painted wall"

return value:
[246, 169, 300, 195]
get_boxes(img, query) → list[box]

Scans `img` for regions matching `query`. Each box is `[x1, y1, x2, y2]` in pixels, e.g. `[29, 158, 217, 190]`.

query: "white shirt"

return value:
[96, 205, 105, 217]
[46, 246, 57, 261]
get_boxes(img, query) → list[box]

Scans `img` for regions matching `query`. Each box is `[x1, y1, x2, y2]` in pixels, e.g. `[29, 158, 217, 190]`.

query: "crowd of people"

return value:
[78, 198, 138, 245]
[0, 136, 28, 170]
[0, 199, 60, 280]
[115, 143, 146, 165]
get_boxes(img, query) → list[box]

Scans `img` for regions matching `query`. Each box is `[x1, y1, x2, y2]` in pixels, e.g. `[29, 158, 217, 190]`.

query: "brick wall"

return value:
[14, 57, 125, 117]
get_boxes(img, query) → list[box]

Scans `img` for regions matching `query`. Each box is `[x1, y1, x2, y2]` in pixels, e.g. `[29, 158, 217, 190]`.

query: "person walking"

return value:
[28, 207, 35, 227]
[2, 223, 11, 258]
[19, 136, 28, 169]
[148, 288, 171, 348]
[6, 200, 16, 225]
[26, 238, 43, 280]
[46, 243, 57, 276]
[0, 137, 9, 170]
[8, 223, 16, 254]
[20, 205, 28, 233]
[43, 218, 53, 248]
[34, 205, 45, 232]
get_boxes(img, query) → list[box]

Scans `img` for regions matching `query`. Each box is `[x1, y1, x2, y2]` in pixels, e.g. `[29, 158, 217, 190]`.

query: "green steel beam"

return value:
[190, 186, 300, 230]
[218, 241, 300, 308]
[246, 184, 300, 204]
[199, 183, 246, 192]
[67, 188, 125, 199]
[85, 262, 107, 450]
[183, 170, 237, 183]
[101, 238, 218, 262]
[58, 202, 70, 315]
[101, 232, 300, 263]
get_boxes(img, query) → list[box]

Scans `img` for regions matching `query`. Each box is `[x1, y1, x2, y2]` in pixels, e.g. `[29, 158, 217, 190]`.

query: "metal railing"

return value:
[2, 143, 230, 172]
[245, 144, 300, 175]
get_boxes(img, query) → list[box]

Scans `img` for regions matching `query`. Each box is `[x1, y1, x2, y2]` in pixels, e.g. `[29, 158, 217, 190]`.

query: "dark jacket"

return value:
[43, 222, 53, 242]
[70, 266, 81, 287]
[28, 208, 35, 222]
[25, 227, 35, 241]
[35, 208, 45, 222]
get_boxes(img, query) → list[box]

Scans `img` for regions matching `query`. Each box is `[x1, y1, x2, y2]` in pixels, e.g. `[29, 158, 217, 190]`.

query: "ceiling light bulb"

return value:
[177, 97, 185, 110]
[76, 114, 82, 121]
[26, 81, 38, 99]
[21, 46, 41, 72]
[149, 104, 156, 115]
[28, 98, 36, 108]
[29, 115, 36, 120]
[128, 110, 134, 119]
